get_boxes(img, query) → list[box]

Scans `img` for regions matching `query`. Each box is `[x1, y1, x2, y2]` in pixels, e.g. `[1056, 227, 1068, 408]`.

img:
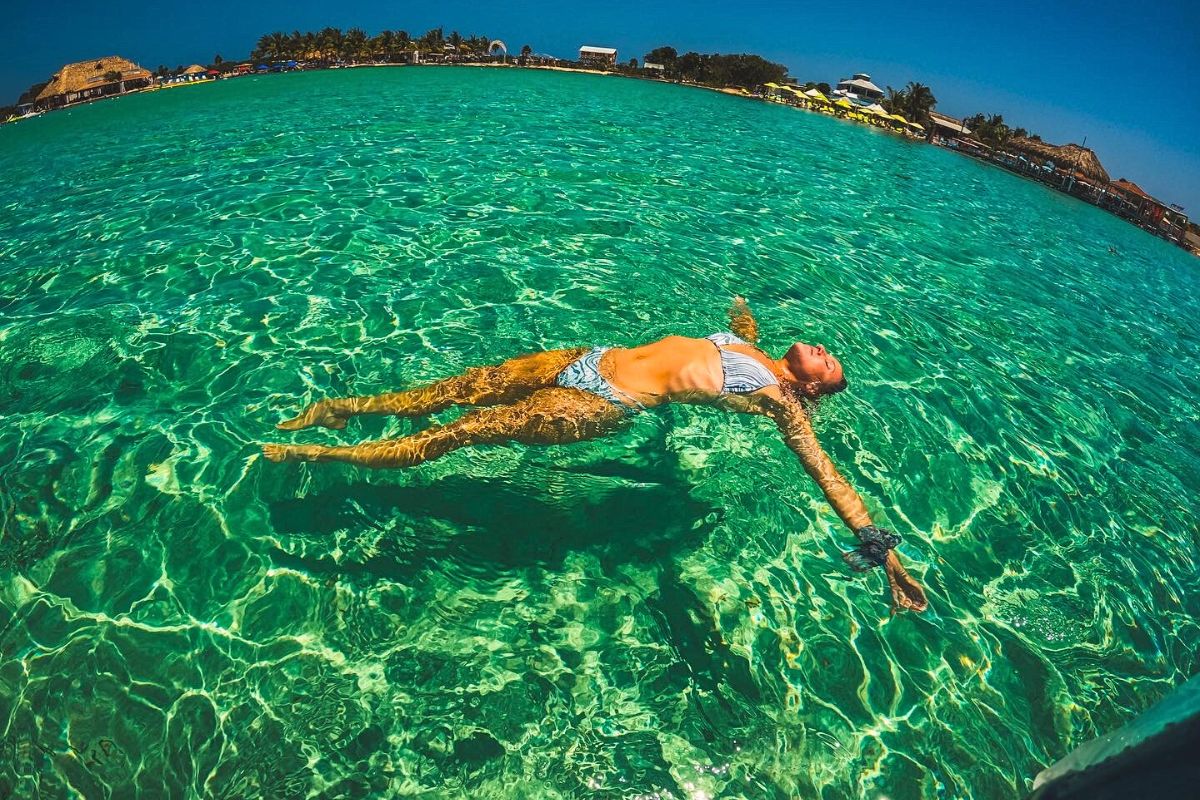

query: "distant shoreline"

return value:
[5, 61, 1194, 255]
[1, 61, 759, 124]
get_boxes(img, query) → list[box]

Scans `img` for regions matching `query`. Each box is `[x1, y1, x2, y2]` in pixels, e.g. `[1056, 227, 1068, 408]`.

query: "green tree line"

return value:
[961, 113, 1044, 148]
[250, 27, 498, 63]
[643, 46, 788, 88]
[880, 82, 938, 128]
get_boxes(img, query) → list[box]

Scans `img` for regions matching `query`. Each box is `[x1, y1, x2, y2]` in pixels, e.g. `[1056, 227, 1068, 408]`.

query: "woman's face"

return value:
[784, 342, 844, 392]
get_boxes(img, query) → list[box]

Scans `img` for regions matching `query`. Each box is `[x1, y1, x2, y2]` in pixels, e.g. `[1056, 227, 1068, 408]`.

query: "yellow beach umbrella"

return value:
[805, 89, 830, 104]
[833, 98, 854, 109]
[888, 113, 909, 124]
[906, 120, 925, 131]
[764, 82, 781, 89]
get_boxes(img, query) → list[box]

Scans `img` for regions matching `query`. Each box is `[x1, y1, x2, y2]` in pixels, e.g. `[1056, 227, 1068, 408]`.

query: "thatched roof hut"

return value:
[1006, 137, 1110, 183]
[928, 111, 972, 136]
[182, 64, 206, 75]
[35, 56, 150, 107]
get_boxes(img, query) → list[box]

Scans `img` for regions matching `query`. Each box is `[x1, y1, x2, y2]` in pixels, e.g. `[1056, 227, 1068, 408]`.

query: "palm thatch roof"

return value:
[1006, 136, 1110, 183]
[182, 64, 207, 75]
[36, 56, 150, 101]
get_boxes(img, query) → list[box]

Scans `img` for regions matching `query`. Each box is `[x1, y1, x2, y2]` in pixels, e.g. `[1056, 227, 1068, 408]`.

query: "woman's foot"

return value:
[276, 401, 348, 431]
[262, 443, 325, 463]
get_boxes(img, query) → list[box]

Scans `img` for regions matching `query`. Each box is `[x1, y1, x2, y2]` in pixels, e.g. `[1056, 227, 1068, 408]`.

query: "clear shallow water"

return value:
[1, 66, 1198, 798]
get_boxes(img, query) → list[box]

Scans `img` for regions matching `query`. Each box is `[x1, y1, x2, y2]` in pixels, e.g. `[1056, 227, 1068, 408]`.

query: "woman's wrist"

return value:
[842, 525, 902, 571]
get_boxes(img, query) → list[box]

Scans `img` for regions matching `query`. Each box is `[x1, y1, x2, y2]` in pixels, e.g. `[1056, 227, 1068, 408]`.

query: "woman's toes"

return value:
[276, 403, 346, 430]
[276, 406, 317, 430]
[262, 444, 289, 462]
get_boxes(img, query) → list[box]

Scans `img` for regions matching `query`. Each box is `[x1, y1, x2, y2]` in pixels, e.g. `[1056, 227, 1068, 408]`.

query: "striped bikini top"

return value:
[705, 332, 779, 394]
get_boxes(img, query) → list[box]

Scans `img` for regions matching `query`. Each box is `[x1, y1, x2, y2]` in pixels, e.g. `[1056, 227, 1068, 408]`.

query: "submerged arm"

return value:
[763, 397, 928, 613]
[728, 296, 760, 345]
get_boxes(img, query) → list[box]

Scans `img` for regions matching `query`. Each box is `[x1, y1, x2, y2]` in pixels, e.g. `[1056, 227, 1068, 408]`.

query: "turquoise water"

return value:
[1, 66, 1198, 798]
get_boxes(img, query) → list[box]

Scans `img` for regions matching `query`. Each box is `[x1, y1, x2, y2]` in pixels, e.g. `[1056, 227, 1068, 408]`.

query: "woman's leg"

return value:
[276, 347, 589, 430]
[263, 387, 627, 467]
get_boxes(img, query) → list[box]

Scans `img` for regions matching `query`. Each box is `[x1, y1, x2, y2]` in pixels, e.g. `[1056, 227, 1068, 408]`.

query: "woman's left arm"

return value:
[762, 397, 929, 613]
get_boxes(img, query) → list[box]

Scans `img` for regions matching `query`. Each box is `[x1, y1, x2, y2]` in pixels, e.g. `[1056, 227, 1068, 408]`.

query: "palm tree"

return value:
[901, 82, 936, 127]
[374, 30, 397, 62]
[257, 32, 280, 60]
[448, 30, 463, 52]
[103, 70, 125, 93]
[319, 27, 344, 62]
[266, 32, 288, 60]
[980, 114, 1010, 147]
[882, 86, 907, 114]
[345, 28, 368, 62]
[393, 30, 412, 60]
[420, 27, 444, 51]
[254, 34, 272, 60]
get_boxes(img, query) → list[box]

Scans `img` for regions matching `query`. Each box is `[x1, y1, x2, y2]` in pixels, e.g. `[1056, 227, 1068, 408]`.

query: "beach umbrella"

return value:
[888, 113, 909, 124]
[906, 120, 925, 131]
[863, 103, 888, 116]
[833, 98, 854, 109]
[805, 89, 830, 103]
[764, 82, 781, 89]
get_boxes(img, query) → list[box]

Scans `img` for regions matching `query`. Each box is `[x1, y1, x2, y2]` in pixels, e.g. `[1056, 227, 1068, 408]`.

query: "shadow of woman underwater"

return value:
[266, 466, 722, 581]
[264, 464, 777, 780]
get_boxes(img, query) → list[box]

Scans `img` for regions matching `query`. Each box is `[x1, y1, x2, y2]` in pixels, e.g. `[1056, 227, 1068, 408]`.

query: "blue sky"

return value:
[5, 1, 1198, 213]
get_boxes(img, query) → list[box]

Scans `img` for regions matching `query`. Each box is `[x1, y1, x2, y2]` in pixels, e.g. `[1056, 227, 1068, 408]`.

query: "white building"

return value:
[834, 73, 884, 105]
[579, 46, 617, 67]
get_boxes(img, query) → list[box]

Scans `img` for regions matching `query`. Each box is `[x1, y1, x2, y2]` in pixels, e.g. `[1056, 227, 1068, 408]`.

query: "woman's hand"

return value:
[884, 551, 928, 613]
[728, 296, 759, 344]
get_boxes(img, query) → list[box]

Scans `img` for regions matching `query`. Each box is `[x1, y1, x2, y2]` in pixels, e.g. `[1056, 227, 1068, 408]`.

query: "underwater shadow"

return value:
[266, 463, 723, 584]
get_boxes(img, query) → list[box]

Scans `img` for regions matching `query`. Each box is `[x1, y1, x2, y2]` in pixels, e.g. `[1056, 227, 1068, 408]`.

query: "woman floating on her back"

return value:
[264, 297, 928, 613]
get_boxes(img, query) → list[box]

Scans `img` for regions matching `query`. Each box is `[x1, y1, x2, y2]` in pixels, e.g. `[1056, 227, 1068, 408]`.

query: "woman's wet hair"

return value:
[783, 374, 848, 415]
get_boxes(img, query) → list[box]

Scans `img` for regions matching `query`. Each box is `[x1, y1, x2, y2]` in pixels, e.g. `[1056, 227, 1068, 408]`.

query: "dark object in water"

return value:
[1027, 672, 1200, 799]
[842, 525, 901, 571]
[454, 731, 504, 764]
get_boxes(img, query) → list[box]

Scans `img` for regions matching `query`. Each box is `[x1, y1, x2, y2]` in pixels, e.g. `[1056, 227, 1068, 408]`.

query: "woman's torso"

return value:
[601, 335, 780, 408]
